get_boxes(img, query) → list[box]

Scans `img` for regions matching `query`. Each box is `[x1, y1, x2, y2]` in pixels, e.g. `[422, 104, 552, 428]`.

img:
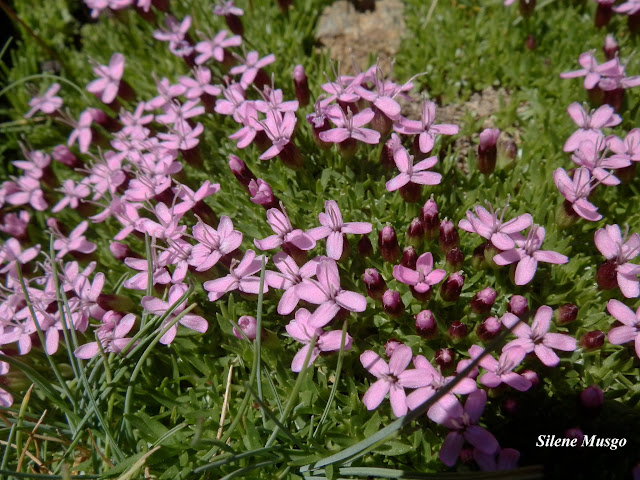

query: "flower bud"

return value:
[400, 246, 418, 270]
[525, 34, 537, 51]
[507, 295, 529, 318]
[472, 243, 488, 270]
[379, 136, 398, 169]
[596, 259, 618, 290]
[439, 219, 459, 253]
[52, 144, 80, 168]
[233, 315, 258, 340]
[248, 179, 278, 209]
[502, 397, 519, 416]
[382, 289, 404, 317]
[110, 241, 136, 261]
[357, 235, 373, 257]
[406, 217, 424, 248]
[415, 310, 437, 338]
[293, 65, 310, 107]
[564, 428, 584, 445]
[421, 196, 439, 240]
[477, 316, 502, 341]
[596, 3, 614, 29]
[519, 0, 536, 17]
[448, 321, 468, 339]
[459, 448, 474, 465]
[603, 34, 618, 59]
[477, 128, 500, 175]
[378, 225, 400, 262]
[580, 330, 605, 351]
[470, 287, 497, 314]
[384, 338, 402, 358]
[556, 200, 579, 229]
[434, 348, 455, 370]
[399, 182, 421, 203]
[522, 369, 539, 387]
[440, 272, 464, 302]
[501, 138, 517, 161]
[554, 303, 578, 325]
[446, 247, 464, 271]
[580, 385, 604, 410]
[229, 154, 256, 190]
[363, 268, 386, 300]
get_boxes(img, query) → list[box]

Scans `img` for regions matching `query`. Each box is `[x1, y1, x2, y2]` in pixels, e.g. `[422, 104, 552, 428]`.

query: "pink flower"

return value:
[297, 258, 367, 328]
[319, 106, 380, 145]
[385, 145, 441, 191]
[87, 53, 125, 104]
[493, 225, 568, 285]
[286, 308, 353, 372]
[258, 111, 297, 160]
[606, 299, 640, 359]
[458, 201, 532, 250]
[468, 344, 531, 390]
[52, 179, 91, 213]
[74, 312, 136, 359]
[267, 252, 318, 315]
[25, 83, 63, 118]
[307, 200, 372, 260]
[68, 110, 94, 153]
[563, 103, 621, 152]
[571, 139, 630, 186]
[502, 306, 577, 367]
[0, 238, 40, 285]
[393, 100, 458, 153]
[248, 179, 275, 206]
[52, 221, 96, 260]
[194, 30, 242, 64]
[595, 224, 640, 297]
[553, 167, 602, 221]
[230, 51, 275, 89]
[254, 207, 315, 251]
[392, 252, 446, 294]
[142, 283, 208, 345]
[179, 67, 222, 100]
[189, 216, 243, 272]
[4, 176, 47, 211]
[428, 390, 499, 467]
[360, 344, 430, 417]
[203, 250, 269, 301]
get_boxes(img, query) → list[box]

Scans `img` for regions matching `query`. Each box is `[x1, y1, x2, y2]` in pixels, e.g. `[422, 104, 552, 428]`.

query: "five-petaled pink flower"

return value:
[360, 344, 430, 417]
[493, 225, 568, 285]
[320, 106, 380, 145]
[385, 145, 442, 192]
[502, 306, 577, 367]
[308, 200, 372, 260]
[563, 103, 621, 152]
[189, 216, 243, 272]
[394, 100, 459, 153]
[393, 252, 446, 294]
[87, 53, 125, 104]
[607, 299, 640, 359]
[553, 167, 602, 222]
[230, 51, 275, 89]
[468, 344, 531, 390]
[203, 250, 269, 301]
[74, 312, 136, 359]
[458, 201, 532, 250]
[25, 83, 63, 118]
[595, 224, 640, 298]
[254, 207, 315, 251]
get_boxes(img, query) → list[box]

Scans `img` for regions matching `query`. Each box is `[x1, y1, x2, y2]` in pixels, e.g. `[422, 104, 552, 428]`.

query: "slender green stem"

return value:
[255, 257, 266, 427]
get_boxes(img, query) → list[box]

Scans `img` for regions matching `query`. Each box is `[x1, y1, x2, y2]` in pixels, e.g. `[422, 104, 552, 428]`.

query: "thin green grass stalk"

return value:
[255, 256, 266, 428]
[14, 384, 34, 473]
[313, 319, 348, 438]
[194, 446, 282, 472]
[245, 382, 305, 450]
[265, 335, 317, 448]
[0, 470, 102, 479]
[263, 366, 283, 416]
[15, 266, 78, 415]
[218, 459, 282, 480]
[1, 420, 17, 470]
[304, 466, 544, 479]
[142, 234, 154, 329]
[0, 73, 88, 100]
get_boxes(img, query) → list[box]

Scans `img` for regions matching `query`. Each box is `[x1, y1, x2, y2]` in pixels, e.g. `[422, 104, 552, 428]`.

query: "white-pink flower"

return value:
[607, 299, 640, 359]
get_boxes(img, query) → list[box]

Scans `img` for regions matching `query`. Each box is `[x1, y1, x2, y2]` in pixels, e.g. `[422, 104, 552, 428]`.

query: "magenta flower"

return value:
[493, 225, 568, 285]
[286, 308, 353, 372]
[428, 389, 499, 467]
[297, 258, 367, 328]
[74, 312, 136, 359]
[230, 51, 275, 89]
[564, 103, 621, 152]
[52, 179, 91, 213]
[189, 216, 243, 272]
[560, 51, 613, 89]
[249, 179, 275, 206]
[502, 306, 577, 367]
[0, 238, 40, 285]
[319, 106, 380, 145]
[254, 207, 315, 251]
[553, 167, 602, 221]
[307, 200, 372, 260]
[468, 344, 531, 390]
[394, 100, 458, 154]
[53, 221, 97, 260]
[458, 201, 532, 250]
[594, 224, 640, 297]
[153, 15, 193, 56]
[259, 110, 297, 161]
[571, 139, 630, 186]
[179, 67, 222, 100]
[87, 53, 125, 104]
[142, 283, 208, 345]
[203, 250, 269, 301]
[385, 145, 441, 192]
[606, 299, 640, 359]
[267, 252, 318, 315]
[194, 30, 242, 65]
[3, 176, 47, 211]
[123, 256, 171, 291]
[215, 84, 246, 122]
[393, 252, 446, 294]
[608, 128, 640, 163]
[360, 344, 430, 417]
[25, 83, 63, 118]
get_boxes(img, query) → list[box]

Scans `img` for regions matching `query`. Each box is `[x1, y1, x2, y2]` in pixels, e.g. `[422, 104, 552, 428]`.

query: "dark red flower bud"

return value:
[384, 338, 402, 358]
[459, 447, 474, 465]
[378, 225, 400, 262]
[406, 217, 424, 248]
[596, 4, 613, 29]
[502, 397, 519, 416]
[522, 369, 539, 387]
[448, 321, 468, 339]
[477, 128, 499, 175]
[525, 34, 537, 51]
[357, 235, 373, 257]
[97, 294, 134, 313]
[363, 268, 386, 300]
[434, 348, 455, 370]
[603, 88, 624, 113]
[421, 196, 439, 240]
[446, 247, 464, 271]
[519, 0, 536, 17]
[234, 316, 258, 341]
[555, 303, 578, 325]
[229, 154, 256, 190]
[52, 144, 80, 168]
[109, 241, 136, 261]
[477, 316, 502, 341]
[371, 106, 393, 137]
[508, 295, 529, 318]
[470, 287, 497, 314]
[382, 289, 404, 317]
[603, 34, 618, 59]
[580, 330, 605, 351]
[293, 65, 310, 107]
[278, 143, 303, 170]
[415, 310, 437, 338]
[225, 13, 244, 36]
[410, 285, 432, 302]
[440, 272, 464, 302]
[399, 182, 421, 203]
[472, 243, 488, 270]
[596, 260, 618, 290]
[564, 428, 584, 445]
[401, 246, 418, 270]
[380, 135, 399, 169]
[439, 219, 459, 253]
[580, 385, 604, 410]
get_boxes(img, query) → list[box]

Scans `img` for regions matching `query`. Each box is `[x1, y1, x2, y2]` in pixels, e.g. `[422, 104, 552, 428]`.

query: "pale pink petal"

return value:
[514, 256, 538, 285]
[335, 290, 367, 312]
[534, 344, 560, 367]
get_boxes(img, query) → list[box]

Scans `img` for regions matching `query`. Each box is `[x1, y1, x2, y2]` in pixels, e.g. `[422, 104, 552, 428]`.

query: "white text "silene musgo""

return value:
[536, 434, 627, 450]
